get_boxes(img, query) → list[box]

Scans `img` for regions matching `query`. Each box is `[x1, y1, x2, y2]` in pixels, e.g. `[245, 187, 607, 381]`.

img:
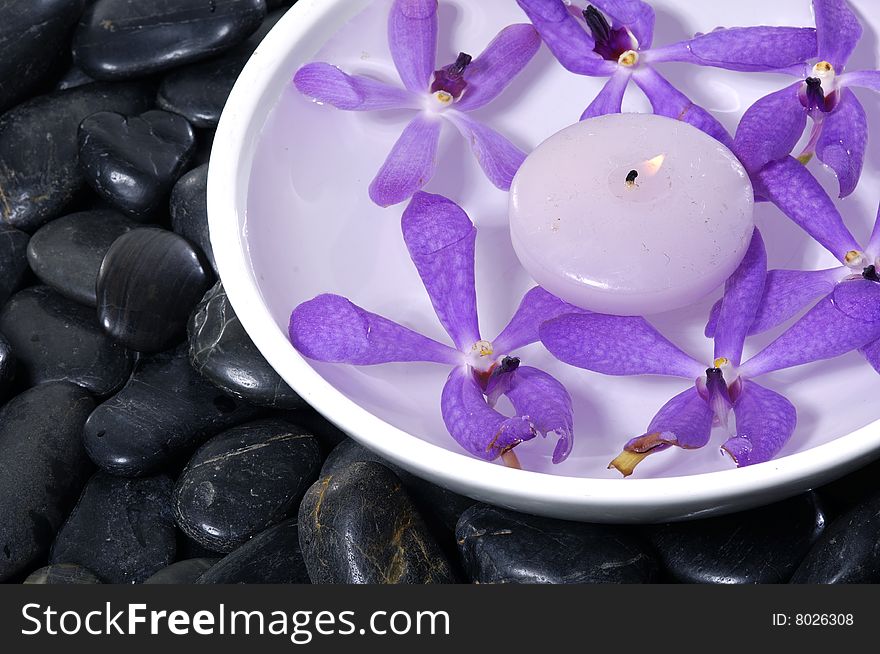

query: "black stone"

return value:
[299, 462, 456, 584]
[791, 491, 880, 583]
[24, 564, 103, 585]
[0, 0, 85, 113]
[0, 382, 94, 582]
[27, 210, 136, 307]
[170, 164, 215, 271]
[56, 66, 96, 91]
[0, 331, 12, 398]
[79, 110, 196, 219]
[0, 224, 30, 304]
[96, 228, 214, 352]
[174, 419, 321, 553]
[84, 346, 262, 476]
[143, 558, 218, 584]
[189, 283, 305, 409]
[647, 493, 826, 584]
[0, 286, 135, 396]
[456, 505, 658, 584]
[0, 82, 152, 232]
[73, 0, 267, 80]
[196, 519, 309, 584]
[51, 473, 177, 584]
[321, 438, 475, 533]
[157, 10, 286, 129]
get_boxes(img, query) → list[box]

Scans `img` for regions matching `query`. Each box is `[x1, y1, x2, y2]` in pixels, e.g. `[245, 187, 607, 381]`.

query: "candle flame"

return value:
[643, 154, 666, 177]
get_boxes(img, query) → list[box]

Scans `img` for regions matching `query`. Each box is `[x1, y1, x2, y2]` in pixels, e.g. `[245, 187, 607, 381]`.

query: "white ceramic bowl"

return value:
[209, 0, 880, 522]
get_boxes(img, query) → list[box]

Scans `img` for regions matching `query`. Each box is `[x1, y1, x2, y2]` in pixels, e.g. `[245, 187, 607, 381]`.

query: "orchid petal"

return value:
[832, 279, 880, 322]
[840, 70, 880, 92]
[755, 156, 861, 259]
[540, 313, 703, 378]
[813, 0, 862, 71]
[609, 387, 713, 476]
[445, 112, 526, 191]
[741, 285, 880, 377]
[706, 268, 842, 337]
[733, 83, 806, 173]
[631, 66, 733, 148]
[401, 192, 480, 350]
[713, 229, 766, 366]
[492, 286, 587, 354]
[293, 63, 418, 111]
[289, 294, 461, 365]
[455, 24, 542, 112]
[369, 114, 442, 207]
[389, 0, 438, 93]
[859, 338, 880, 374]
[441, 366, 537, 460]
[580, 68, 631, 120]
[504, 366, 574, 463]
[588, 0, 655, 49]
[723, 381, 796, 467]
[867, 202, 880, 255]
[515, 0, 617, 76]
[816, 88, 867, 198]
[646, 27, 816, 72]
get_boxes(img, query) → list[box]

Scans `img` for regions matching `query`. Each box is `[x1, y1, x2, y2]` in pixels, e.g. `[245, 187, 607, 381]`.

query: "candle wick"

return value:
[625, 169, 639, 188]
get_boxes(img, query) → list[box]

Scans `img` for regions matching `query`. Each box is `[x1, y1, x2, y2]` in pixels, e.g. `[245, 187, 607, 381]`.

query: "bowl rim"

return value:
[208, 0, 880, 522]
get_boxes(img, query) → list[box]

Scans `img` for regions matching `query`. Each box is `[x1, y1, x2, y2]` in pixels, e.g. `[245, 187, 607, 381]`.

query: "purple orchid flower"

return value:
[539, 229, 880, 476]
[293, 0, 541, 207]
[735, 0, 880, 198]
[289, 192, 581, 465]
[707, 200, 880, 374]
[515, 0, 817, 146]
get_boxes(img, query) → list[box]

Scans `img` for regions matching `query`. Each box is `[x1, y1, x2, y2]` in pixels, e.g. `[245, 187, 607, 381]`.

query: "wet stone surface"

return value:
[457, 505, 659, 584]
[299, 462, 457, 584]
[24, 564, 103, 585]
[0, 286, 135, 396]
[51, 473, 177, 584]
[0, 223, 31, 306]
[189, 283, 305, 409]
[96, 228, 214, 353]
[170, 164, 215, 272]
[84, 346, 262, 477]
[143, 558, 219, 584]
[78, 110, 196, 219]
[173, 419, 321, 552]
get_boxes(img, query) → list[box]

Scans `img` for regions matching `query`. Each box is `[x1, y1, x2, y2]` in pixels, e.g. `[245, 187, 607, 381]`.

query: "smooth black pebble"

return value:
[24, 564, 102, 585]
[51, 473, 177, 584]
[0, 0, 85, 113]
[197, 519, 309, 584]
[0, 224, 30, 305]
[174, 419, 321, 553]
[299, 462, 456, 584]
[170, 164, 215, 271]
[791, 491, 880, 583]
[157, 9, 286, 128]
[143, 558, 219, 584]
[79, 110, 196, 219]
[456, 505, 658, 584]
[321, 438, 475, 533]
[189, 283, 304, 409]
[0, 382, 94, 582]
[0, 82, 152, 232]
[84, 345, 262, 476]
[647, 492, 826, 584]
[0, 286, 134, 396]
[73, 0, 267, 80]
[27, 210, 136, 307]
[96, 228, 214, 352]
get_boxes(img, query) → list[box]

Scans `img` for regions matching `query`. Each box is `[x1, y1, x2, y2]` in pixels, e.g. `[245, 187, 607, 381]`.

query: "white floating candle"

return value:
[509, 113, 754, 316]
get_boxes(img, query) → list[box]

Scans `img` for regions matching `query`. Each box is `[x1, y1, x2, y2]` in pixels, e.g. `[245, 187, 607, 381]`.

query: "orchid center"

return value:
[429, 51, 472, 106]
[582, 5, 639, 62]
[845, 250, 868, 269]
[467, 339, 496, 373]
[863, 265, 880, 283]
[799, 62, 838, 113]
